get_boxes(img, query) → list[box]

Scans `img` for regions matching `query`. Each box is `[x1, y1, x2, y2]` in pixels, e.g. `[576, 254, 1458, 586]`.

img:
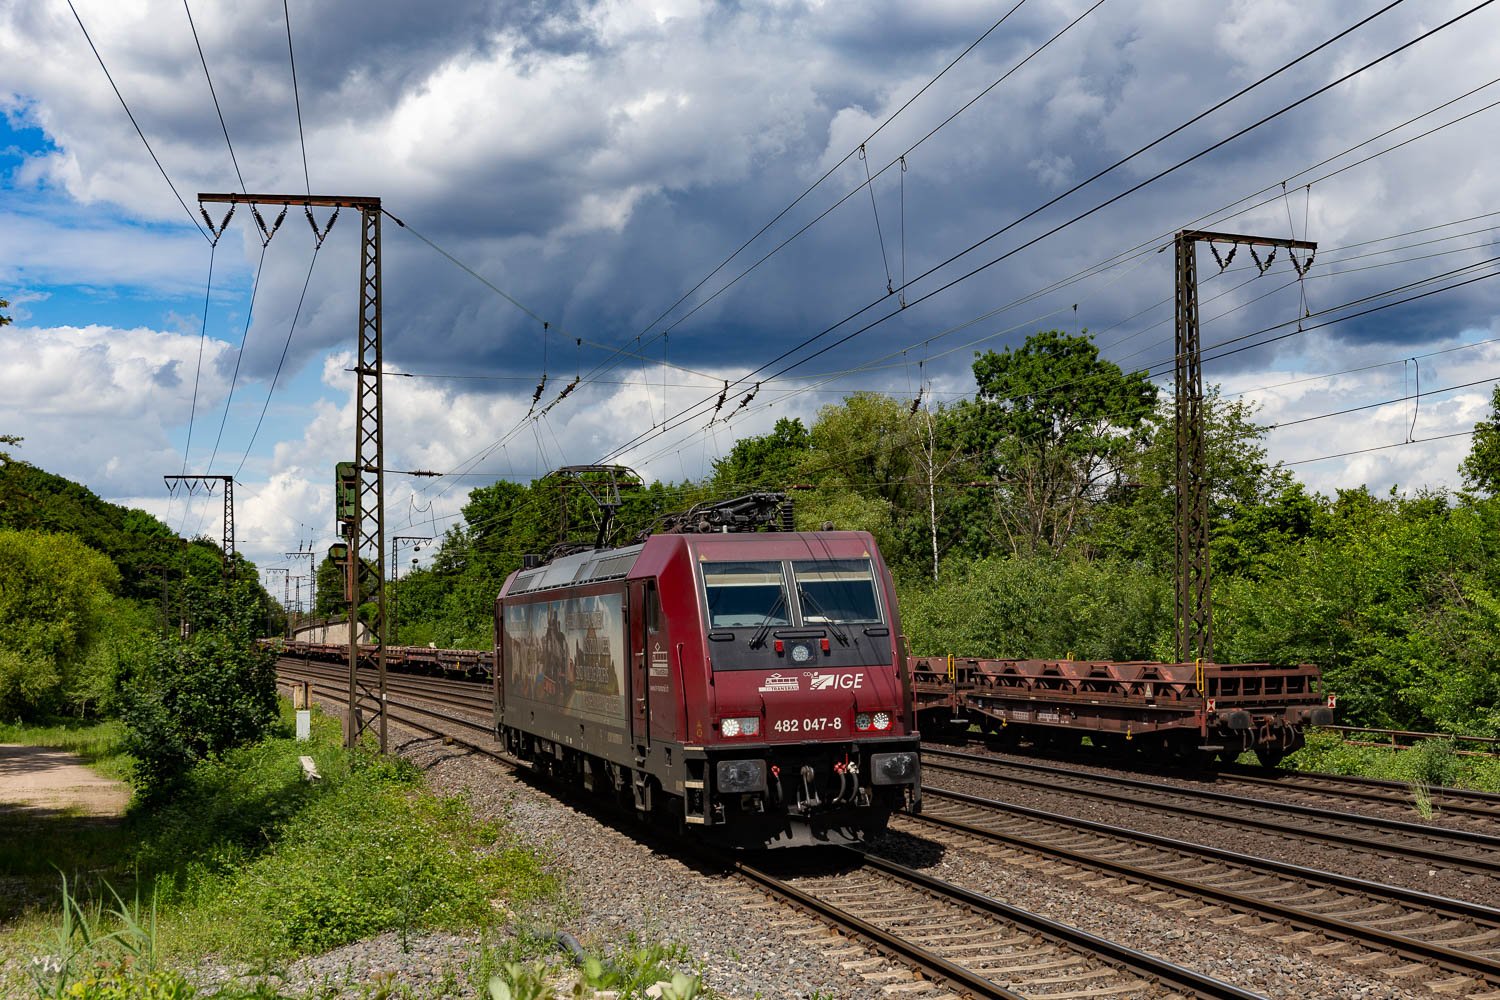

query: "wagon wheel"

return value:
[1254, 748, 1286, 768]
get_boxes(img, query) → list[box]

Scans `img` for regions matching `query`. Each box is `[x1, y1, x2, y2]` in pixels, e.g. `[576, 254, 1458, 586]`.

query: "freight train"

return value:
[909, 655, 1334, 767]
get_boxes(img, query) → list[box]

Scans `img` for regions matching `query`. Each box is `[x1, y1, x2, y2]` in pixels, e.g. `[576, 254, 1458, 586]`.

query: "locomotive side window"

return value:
[703, 561, 790, 628]
[645, 580, 662, 632]
[791, 559, 882, 624]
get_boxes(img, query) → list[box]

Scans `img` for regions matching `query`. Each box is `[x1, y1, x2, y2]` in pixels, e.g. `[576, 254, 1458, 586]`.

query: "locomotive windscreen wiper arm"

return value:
[748, 590, 787, 649]
[798, 588, 850, 645]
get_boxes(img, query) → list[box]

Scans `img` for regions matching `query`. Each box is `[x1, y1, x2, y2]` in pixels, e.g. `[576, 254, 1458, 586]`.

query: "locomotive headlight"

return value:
[719, 716, 760, 738]
[854, 712, 872, 731]
[872, 711, 892, 731]
[871, 751, 918, 785]
[716, 759, 767, 793]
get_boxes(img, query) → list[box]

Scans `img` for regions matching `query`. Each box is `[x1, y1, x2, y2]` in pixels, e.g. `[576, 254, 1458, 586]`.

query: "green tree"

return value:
[0, 296, 10, 325]
[900, 554, 1171, 662]
[1090, 388, 1298, 574]
[710, 416, 811, 491]
[0, 528, 146, 717]
[1460, 385, 1500, 495]
[1215, 488, 1500, 734]
[954, 330, 1156, 555]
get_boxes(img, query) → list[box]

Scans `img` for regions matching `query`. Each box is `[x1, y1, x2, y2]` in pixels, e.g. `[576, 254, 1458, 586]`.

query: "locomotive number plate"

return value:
[772, 717, 843, 734]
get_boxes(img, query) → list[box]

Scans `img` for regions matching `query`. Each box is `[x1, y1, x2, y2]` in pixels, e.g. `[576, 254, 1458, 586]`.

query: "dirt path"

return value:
[0, 744, 130, 817]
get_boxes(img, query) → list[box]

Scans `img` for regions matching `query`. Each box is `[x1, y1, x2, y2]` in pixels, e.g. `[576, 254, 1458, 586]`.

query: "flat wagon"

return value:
[910, 656, 1333, 766]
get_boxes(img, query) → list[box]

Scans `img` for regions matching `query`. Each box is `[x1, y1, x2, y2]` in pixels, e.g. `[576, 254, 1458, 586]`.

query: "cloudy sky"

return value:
[3, 0, 1500, 595]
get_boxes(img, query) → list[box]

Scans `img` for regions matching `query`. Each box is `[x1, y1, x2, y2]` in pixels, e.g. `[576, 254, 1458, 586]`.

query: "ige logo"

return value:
[758, 673, 800, 693]
[805, 672, 864, 691]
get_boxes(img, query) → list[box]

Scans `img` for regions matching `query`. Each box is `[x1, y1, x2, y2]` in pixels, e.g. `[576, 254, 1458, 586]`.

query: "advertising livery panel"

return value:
[503, 592, 626, 728]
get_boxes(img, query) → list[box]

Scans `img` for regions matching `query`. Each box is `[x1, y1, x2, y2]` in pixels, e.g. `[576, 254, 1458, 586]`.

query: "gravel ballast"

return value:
[271, 685, 1480, 999]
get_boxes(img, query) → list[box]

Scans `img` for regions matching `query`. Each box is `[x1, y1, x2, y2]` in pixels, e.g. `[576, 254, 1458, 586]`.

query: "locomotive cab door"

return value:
[493, 596, 506, 738]
[628, 580, 657, 747]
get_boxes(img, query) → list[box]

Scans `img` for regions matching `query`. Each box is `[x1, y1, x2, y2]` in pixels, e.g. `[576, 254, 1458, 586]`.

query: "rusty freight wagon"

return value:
[910, 656, 1334, 766]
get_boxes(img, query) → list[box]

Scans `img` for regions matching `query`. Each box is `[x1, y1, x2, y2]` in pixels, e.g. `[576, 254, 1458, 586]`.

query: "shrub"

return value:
[119, 582, 278, 799]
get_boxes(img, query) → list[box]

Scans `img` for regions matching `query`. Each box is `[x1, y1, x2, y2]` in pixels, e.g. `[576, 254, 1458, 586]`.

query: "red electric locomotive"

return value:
[493, 503, 921, 848]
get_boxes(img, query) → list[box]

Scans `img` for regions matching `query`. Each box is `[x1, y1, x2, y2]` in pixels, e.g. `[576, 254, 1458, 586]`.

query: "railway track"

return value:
[275, 662, 1260, 999]
[960, 740, 1500, 830]
[922, 747, 1500, 880]
[898, 786, 1500, 997]
[1215, 765, 1500, 827]
[284, 657, 1500, 837]
[738, 850, 1259, 999]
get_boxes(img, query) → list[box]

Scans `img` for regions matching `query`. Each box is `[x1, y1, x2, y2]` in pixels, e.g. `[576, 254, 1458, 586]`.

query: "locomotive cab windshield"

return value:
[700, 556, 889, 671]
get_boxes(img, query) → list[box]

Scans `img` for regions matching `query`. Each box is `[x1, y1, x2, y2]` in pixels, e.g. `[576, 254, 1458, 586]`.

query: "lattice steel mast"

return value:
[1173, 229, 1316, 664]
[198, 191, 386, 750]
[163, 474, 235, 574]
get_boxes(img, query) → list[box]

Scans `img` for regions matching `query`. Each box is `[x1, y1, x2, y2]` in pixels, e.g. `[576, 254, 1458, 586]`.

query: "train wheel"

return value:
[1255, 748, 1286, 768]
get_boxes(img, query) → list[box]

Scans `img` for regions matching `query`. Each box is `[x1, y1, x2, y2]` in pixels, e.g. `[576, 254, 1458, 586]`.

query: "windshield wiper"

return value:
[748, 590, 787, 649]
[798, 588, 850, 646]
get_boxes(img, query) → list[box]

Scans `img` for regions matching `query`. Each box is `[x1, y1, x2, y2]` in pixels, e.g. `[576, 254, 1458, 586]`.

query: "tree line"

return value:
[384, 330, 1500, 738]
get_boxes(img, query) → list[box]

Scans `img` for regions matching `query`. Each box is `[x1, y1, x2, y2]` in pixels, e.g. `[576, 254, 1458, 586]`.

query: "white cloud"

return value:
[3, 0, 1500, 582]
[0, 321, 233, 488]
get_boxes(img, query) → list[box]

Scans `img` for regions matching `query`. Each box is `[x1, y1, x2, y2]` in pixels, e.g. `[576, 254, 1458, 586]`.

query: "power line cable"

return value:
[64, 0, 208, 241]
[613, 0, 1111, 367]
[400, 0, 1397, 498]
[600, 0, 1456, 463]
[1227, 334, 1500, 400]
[1285, 427, 1477, 466]
[400, 3, 1491, 523]
[235, 245, 321, 478]
[630, 239, 1500, 473]
[282, 0, 311, 196]
[182, 0, 248, 194]
[594, 0, 1041, 369]
[182, 246, 218, 475]
[207, 244, 269, 470]
[387, 0, 1091, 492]
[1269, 372, 1500, 430]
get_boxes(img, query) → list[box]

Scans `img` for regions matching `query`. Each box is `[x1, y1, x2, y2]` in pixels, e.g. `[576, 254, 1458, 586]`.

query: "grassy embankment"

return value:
[1284, 728, 1500, 797]
[0, 705, 559, 998]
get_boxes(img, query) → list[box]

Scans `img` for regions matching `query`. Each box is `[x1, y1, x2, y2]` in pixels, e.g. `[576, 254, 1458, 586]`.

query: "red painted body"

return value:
[495, 530, 920, 846]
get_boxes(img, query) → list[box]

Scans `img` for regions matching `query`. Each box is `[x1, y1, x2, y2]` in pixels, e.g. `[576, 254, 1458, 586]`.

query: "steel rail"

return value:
[279, 663, 1263, 999]
[1221, 765, 1500, 816]
[924, 785, 1500, 923]
[727, 858, 1031, 1000]
[913, 789, 1500, 989]
[845, 852, 1264, 1000]
[922, 747, 1500, 875]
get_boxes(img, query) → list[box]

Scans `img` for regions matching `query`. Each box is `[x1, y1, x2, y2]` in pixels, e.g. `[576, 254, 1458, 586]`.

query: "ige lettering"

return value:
[804, 672, 863, 691]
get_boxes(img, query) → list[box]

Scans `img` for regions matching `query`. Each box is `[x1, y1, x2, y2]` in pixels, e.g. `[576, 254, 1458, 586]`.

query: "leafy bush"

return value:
[140, 715, 556, 960]
[119, 583, 278, 799]
[1286, 729, 1500, 793]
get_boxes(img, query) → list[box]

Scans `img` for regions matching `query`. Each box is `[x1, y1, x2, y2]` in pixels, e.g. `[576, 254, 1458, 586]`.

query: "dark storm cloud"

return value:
[10, 0, 1500, 415]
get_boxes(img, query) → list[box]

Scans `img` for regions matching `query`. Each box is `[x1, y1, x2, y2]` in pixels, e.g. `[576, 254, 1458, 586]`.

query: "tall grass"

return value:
[1286, 729, 1500, 794]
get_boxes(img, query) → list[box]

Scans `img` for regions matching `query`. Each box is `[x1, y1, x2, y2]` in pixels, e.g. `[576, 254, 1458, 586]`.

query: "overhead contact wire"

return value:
[598, 0, 1428, 462]
[64, 0, 208, 241]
